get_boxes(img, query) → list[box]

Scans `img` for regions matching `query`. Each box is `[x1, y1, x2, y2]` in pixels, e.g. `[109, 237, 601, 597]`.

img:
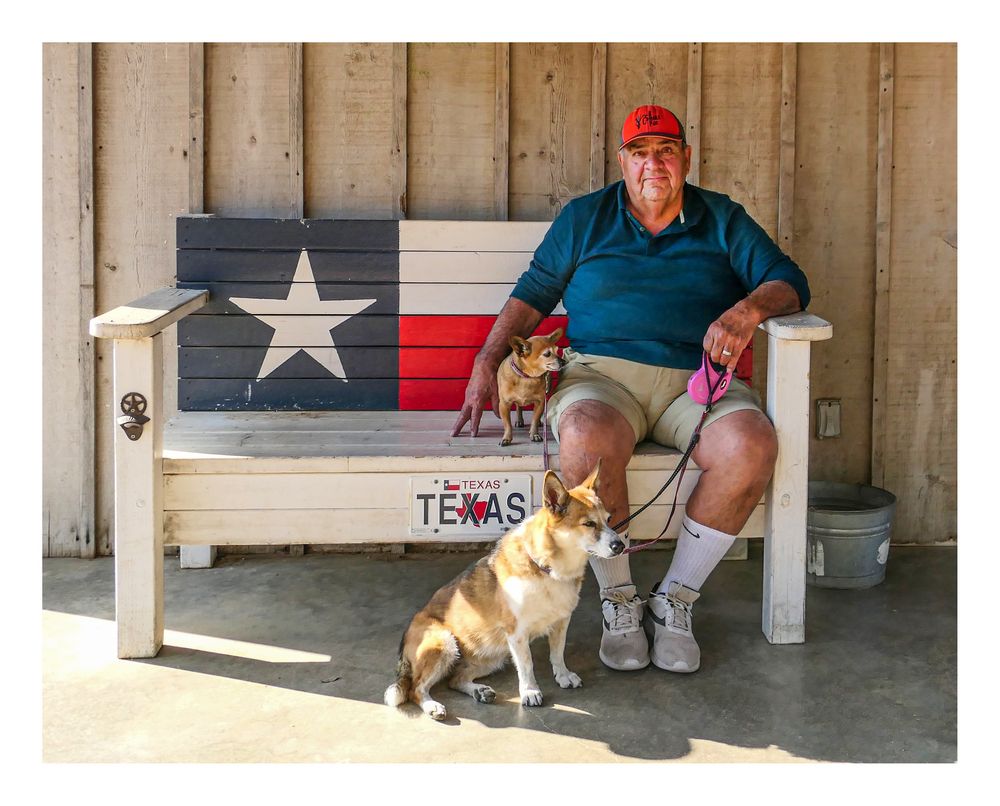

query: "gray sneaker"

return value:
[599, 584, 650, 671]
[644, 581, 701, 673]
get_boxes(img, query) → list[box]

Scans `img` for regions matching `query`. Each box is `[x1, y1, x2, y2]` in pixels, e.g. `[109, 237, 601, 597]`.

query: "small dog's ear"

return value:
[543, 470, 569, 516]
[509, 335, 530, 356]
[547, 327, 563, 343]
[581, 458, 601, 492]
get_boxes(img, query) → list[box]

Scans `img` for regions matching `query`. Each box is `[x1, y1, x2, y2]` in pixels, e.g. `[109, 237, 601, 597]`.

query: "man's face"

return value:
[617, 136, 691, 207]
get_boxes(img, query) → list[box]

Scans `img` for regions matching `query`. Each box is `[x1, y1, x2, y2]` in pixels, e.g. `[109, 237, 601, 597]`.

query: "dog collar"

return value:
[508, 356, 552, 393]
[528, 553, 552, 576]
[508, 356, 532, 379]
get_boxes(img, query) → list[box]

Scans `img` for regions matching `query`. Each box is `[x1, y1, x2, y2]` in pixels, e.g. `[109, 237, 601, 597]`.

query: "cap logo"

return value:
[635, 110, 660, 130]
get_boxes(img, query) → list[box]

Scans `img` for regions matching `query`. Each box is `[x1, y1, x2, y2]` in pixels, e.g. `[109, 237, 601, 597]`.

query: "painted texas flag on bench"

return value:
[176, 217, 566, 411]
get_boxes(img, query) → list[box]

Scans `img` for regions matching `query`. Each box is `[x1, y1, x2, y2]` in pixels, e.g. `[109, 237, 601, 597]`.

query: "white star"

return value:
[229, 250, 376, 381]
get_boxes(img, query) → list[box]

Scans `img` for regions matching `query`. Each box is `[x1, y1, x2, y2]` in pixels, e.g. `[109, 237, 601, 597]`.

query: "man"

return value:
[450, 105, 810, 673]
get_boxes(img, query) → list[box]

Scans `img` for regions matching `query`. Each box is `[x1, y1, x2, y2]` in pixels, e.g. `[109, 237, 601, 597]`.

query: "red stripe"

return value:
[399, 348, 479, 378]
[735, 343, 753, 382]
[399, 379, 469, 410]
[395, 315, 750, 409]
[399, 315, 569, 347]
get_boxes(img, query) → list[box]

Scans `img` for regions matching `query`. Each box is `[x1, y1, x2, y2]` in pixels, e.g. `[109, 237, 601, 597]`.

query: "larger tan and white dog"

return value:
[384, 462, 624, 720]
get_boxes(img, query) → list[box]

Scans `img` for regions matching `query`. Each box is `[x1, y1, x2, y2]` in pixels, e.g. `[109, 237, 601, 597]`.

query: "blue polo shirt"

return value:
[510, 181, 811, 369]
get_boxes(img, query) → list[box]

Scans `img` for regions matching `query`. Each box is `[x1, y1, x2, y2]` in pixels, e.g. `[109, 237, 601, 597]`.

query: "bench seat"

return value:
[162, 410, 763, 546]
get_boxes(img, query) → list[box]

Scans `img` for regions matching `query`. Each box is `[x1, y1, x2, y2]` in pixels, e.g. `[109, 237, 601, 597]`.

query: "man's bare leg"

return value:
[648, 409, 778, 673]
[557, 400, 649, 670]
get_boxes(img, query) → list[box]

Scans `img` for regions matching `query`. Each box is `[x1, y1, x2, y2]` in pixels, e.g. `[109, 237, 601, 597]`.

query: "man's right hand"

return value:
[450, 358, 501, 437]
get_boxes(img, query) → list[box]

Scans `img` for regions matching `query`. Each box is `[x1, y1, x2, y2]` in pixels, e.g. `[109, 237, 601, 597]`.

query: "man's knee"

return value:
[557, 400, 635, 458]
[699, 410, 778, 475]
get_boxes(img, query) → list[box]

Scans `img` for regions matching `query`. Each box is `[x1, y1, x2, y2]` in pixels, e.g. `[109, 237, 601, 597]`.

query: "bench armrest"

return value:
[759, 311, 833, 341]
[89, 287, 209, 340]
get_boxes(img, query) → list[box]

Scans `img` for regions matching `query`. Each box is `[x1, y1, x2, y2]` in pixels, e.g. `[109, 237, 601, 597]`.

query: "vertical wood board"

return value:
[43, 44, 92, 557]
[407, 43, 496, 220]
[205, 44, 296, 216]
[494, 44, 510, 220]
[882, 43, 957, 543]
[794, 43, 879, 486]
[509, 43, 593, 220]
[871, 44, 895, 489]
[303, 44, 397, 218]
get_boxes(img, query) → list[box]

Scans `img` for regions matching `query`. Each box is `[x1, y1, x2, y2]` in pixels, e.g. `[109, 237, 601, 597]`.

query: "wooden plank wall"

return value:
[41, 42, 957, 555]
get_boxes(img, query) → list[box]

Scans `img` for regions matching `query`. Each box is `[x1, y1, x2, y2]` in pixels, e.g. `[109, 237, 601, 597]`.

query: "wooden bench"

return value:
[90, 216, 832, 659]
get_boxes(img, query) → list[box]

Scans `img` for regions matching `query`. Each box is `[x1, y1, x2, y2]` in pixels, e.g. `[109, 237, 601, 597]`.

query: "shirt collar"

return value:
[616, 180, 705, 234]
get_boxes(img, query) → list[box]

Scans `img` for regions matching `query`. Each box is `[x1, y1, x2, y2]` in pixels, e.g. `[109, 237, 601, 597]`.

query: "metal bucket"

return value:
[806, 481, 897, 589]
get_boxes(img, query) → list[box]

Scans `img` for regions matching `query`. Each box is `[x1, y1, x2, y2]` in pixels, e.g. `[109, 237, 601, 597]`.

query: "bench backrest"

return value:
[176, 217, 567, 411]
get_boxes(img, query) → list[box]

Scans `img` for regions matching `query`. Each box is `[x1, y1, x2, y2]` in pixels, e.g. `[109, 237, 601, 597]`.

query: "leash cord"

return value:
[614, 353, 727, 553]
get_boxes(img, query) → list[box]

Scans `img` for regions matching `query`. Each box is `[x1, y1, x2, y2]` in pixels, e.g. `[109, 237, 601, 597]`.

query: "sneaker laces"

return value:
[603, 590, 642, 632]
[665, 594, 693, 633]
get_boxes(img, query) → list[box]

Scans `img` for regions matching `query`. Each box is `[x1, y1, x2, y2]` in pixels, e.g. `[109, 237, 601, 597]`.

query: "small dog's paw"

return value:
[423, 702, 447, 721]
[555, 670, 582, 689]
[530, 433, 543, 443]
[472, 685, 496, 704]
[521, 689, 544, 707]
[499, 437, 512, 447]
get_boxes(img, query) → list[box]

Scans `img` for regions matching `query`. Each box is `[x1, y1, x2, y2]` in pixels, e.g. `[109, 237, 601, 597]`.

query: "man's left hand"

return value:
[703, 304, 759, 373]
[703, 281, 803, 372]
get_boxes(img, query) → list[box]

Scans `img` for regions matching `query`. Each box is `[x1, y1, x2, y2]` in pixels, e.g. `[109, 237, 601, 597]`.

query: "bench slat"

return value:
[178, 249, 399, 282]
[177, 217, 399, 251]
[164, 504, 764, 545]
[399, 220, 551, 251]
[163, 469, 708, 511]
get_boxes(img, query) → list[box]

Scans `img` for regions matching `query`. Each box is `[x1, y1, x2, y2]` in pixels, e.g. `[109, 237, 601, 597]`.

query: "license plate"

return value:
[409, 474, 533, 536]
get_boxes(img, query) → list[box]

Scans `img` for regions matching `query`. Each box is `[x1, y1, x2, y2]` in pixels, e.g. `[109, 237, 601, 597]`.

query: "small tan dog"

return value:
[384, 462, 624, 720]
[496, 328, 566, 447]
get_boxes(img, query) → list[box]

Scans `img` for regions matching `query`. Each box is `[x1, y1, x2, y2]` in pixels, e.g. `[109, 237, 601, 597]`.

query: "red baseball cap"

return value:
[619, 104, 686, 150]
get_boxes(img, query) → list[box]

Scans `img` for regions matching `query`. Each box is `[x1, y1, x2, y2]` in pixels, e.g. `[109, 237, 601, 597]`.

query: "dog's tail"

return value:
[383, 634, 413, 708]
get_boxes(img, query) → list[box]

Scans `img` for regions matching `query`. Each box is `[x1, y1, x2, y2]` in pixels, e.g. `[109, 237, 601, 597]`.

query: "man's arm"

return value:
[703, 280, 802, 372]
[450, 297, 545, 437]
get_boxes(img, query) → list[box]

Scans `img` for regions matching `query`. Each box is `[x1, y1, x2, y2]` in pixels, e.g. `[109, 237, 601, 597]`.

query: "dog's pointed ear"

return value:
[580, 459, 601, 492]
[547, 327, 563, 344]
[543, 470, 569, 516]
[508, 335, 530, 356]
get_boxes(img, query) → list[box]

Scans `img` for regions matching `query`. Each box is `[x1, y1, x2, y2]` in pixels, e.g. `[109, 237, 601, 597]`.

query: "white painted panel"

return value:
[399, 220, 549, 251]
[399, 283, 567, 315]
[399, 251, 533, 283]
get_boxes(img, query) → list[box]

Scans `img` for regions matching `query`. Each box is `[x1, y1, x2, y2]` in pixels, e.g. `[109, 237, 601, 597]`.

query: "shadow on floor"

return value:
[42, 544, 956, 762]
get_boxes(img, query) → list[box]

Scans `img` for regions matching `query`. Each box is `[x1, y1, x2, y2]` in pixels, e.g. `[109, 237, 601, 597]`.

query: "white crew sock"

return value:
[590, 532, 632, 596]
[658, 515, 736, 594]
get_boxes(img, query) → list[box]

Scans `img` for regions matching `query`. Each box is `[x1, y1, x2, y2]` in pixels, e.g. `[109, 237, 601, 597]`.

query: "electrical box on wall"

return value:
[816, 399, 841, 439]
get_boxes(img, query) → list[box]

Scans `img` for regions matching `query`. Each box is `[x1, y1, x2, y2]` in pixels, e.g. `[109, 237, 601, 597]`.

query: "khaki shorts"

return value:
[547, 348, 764, 450]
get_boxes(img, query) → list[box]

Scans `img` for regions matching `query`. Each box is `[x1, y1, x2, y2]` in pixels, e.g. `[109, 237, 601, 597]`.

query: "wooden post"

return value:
[494, 43, 510, 220]
[392, 43, 408, 219]
[685, 43, 703, 186]
[762, 335, 811, 644]
[871, 43, 894, 489]
[777, 43, 797, 256]
[590, 43, 607, 192]
[78, 43, 96, 559]
[112, 336, 164, 658]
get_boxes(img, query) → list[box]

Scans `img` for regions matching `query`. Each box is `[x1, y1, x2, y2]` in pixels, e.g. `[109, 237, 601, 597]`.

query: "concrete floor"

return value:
[42, 543, 956, 763]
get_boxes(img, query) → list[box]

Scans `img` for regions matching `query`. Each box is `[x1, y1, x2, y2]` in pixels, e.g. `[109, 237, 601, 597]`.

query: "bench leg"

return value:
[762, 336, 811, 644]
[112, 336, 164, 658]
[180, 545, 217, 568]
